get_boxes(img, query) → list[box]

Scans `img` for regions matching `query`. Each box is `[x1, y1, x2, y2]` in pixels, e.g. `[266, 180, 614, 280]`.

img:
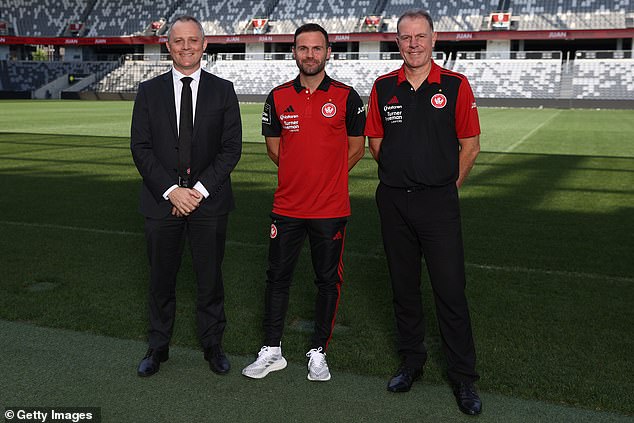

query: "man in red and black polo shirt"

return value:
[242, 23, 366, 382]
[365, 10, 482, 415]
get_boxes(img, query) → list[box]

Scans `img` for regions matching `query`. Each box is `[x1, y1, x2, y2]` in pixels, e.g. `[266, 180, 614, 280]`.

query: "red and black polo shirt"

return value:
[365, 60, 480, 187]
[262, 74, 366, 218]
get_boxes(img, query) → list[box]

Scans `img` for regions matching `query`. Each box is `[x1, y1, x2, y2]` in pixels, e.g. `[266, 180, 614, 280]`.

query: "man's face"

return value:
[166, 20, 207, 75]
[396, 16, 437, 70]
[293, 31, 331, 76]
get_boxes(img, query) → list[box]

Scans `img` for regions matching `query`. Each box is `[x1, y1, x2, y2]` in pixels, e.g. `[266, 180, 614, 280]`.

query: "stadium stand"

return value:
[509, 0, 630, 30]
[3, 0, 634, 37]
[572, 57, 634, 100]
[170, 0, 269, 36]
[1, 0, 88, 36]
[2, 0, 634, 104]
[1, 60, 118, 91]
[84, 0, 174, 36]
[382, 0, 500, 32]
[207, 59, 297, 95]
[267, 0, 373, 34]
[452, 52, 562, 99]
[204, 52, 444, 96]
[207, 58, 404, 96]
[90, 61, 171, 92]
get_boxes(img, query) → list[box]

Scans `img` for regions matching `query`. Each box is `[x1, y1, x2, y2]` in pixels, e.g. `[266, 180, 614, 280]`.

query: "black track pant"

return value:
[376, 183, 479, 383]
[264, 213, 347, 351]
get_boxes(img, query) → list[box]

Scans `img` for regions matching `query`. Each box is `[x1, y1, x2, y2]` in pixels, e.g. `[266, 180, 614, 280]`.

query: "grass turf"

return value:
[2, 319, 632, 423]
[0, 100, 633, 417]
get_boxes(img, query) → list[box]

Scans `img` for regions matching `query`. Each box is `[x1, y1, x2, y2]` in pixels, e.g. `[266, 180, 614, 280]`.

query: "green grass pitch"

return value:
[0, 100, 633, 416]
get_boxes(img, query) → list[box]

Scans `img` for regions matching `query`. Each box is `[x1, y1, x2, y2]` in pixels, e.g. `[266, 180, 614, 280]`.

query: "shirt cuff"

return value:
[163, 184, 178, 200]
[193, 181, 209, 198]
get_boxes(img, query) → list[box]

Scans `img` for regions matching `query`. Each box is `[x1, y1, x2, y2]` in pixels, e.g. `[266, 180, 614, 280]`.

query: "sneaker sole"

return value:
[307, 372, 331, 382]
[242, 357, 287, 379]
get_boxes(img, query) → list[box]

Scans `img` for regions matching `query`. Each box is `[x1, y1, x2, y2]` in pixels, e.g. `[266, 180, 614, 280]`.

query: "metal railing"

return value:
[456, 50, 563, 61]
[574, 50, 634, 59]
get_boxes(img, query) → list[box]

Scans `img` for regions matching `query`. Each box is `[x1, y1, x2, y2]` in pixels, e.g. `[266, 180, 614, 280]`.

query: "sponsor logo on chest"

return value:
[280, 112, 300, 132]
[383, 102, 403, 124]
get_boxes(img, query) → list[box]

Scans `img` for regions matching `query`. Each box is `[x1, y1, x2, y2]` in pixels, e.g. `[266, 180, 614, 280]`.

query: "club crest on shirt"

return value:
[270, 224, 278, 239]
[431, 93, 447, 109]
[321, 102, 337, 118]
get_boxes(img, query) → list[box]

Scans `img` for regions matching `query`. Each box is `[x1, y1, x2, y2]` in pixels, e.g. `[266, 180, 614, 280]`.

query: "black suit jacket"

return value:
[131, 70, 242, 218]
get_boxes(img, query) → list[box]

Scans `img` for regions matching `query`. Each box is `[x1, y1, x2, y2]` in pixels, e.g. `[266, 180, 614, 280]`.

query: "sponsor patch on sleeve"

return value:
[262, 103, 271, 125]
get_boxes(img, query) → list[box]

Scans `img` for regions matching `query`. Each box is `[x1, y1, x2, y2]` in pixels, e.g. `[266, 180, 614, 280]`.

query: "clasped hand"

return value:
[168, 187, 203, 217]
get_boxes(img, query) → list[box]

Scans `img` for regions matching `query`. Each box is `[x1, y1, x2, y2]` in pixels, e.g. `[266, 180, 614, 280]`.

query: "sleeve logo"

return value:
[262, 103, 271, 125]
[431, 93, 447, 109]
[321, 102, 337, 118]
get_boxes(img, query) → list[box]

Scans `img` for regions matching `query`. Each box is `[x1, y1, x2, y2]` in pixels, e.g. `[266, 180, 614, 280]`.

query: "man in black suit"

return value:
[130, 15, 242, 377]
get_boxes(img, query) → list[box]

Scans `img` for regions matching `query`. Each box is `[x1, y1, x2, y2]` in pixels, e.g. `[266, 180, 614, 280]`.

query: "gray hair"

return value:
[168, 15, 205, 40]
[397, 9, 434, 34]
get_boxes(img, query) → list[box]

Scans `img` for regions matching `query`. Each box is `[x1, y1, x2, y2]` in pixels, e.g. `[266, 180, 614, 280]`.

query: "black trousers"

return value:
[144, 213, 228, 352]
[376, 183, 479, 383]
[264, 213, 347, 351]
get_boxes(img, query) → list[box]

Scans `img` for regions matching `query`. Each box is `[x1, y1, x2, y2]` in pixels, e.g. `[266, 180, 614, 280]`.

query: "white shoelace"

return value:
[306, 347, 327, 370]
[254, 346, 277, 364]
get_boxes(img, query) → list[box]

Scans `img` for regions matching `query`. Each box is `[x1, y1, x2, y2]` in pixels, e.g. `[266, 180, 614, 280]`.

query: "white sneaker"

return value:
[306, 347, 331, 382]
[242, 346, 287, 379]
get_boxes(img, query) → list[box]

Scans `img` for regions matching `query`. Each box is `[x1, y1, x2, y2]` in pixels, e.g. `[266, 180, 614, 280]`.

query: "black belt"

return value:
[178, 176, 190, 188]
[380, 182, 450, 192]
[405, 184, 447, 192]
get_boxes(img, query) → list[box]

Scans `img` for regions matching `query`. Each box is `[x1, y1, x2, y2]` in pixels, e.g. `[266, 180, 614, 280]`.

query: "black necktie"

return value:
[178, 76, 193, 187]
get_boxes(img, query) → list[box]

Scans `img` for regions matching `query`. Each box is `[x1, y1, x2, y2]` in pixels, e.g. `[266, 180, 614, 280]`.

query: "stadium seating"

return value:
[3, 0, 633, 36]
[572, 58, 634, 100]
[84, 0, 174, 36]
[1, 0, 87, 36]
[509, 0, 630, 30]
[206, 52, 446, 97]
[452, 55, 562, 99]
[170, 0, 269, 36]
[207, 59, 296, 95]
[1, 61, 118, 91]
[267, 0, 373, 34]
[90, 61, 171, 92]
[206, 58, 405, 96]
[382, 0, 500, 32]
[3, 0, 634, 103]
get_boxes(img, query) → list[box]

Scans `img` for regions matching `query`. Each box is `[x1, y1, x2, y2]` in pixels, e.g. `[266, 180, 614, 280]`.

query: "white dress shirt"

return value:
[162, 66, 210, 200]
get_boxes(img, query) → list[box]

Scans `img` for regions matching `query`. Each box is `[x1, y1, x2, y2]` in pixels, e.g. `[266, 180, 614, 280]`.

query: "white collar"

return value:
[172, 67, 202, 83]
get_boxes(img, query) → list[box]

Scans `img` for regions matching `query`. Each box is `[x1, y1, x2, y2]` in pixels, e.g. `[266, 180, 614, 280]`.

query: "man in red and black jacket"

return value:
[365, 10, 482, 416]
[242, 23, 366, 382]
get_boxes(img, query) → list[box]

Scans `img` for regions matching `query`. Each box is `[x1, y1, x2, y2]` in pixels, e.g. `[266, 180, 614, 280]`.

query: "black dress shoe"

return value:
[452, 381, 482, 415]
[205, 345, 230, 375]
[137, 348, 169, 377]
[387, 366, 421, 392]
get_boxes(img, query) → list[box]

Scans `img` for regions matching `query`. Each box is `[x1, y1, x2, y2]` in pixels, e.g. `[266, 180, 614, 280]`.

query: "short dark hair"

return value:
[293, 23, 329, 47]
[397, 9, 434, 34]
[168, 15, 205, 40]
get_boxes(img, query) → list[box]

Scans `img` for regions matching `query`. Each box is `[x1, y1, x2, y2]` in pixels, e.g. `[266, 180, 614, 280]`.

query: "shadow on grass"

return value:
[0, 138, 632, 414]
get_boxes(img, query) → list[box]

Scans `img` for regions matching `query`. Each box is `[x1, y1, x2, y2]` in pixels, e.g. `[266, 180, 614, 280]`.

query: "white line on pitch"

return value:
[504, 109, 563, 153]
[2, 219, 631, 284]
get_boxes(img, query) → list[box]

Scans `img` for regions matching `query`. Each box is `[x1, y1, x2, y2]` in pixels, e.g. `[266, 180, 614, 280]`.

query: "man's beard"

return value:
[297, 59, 326, 76]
